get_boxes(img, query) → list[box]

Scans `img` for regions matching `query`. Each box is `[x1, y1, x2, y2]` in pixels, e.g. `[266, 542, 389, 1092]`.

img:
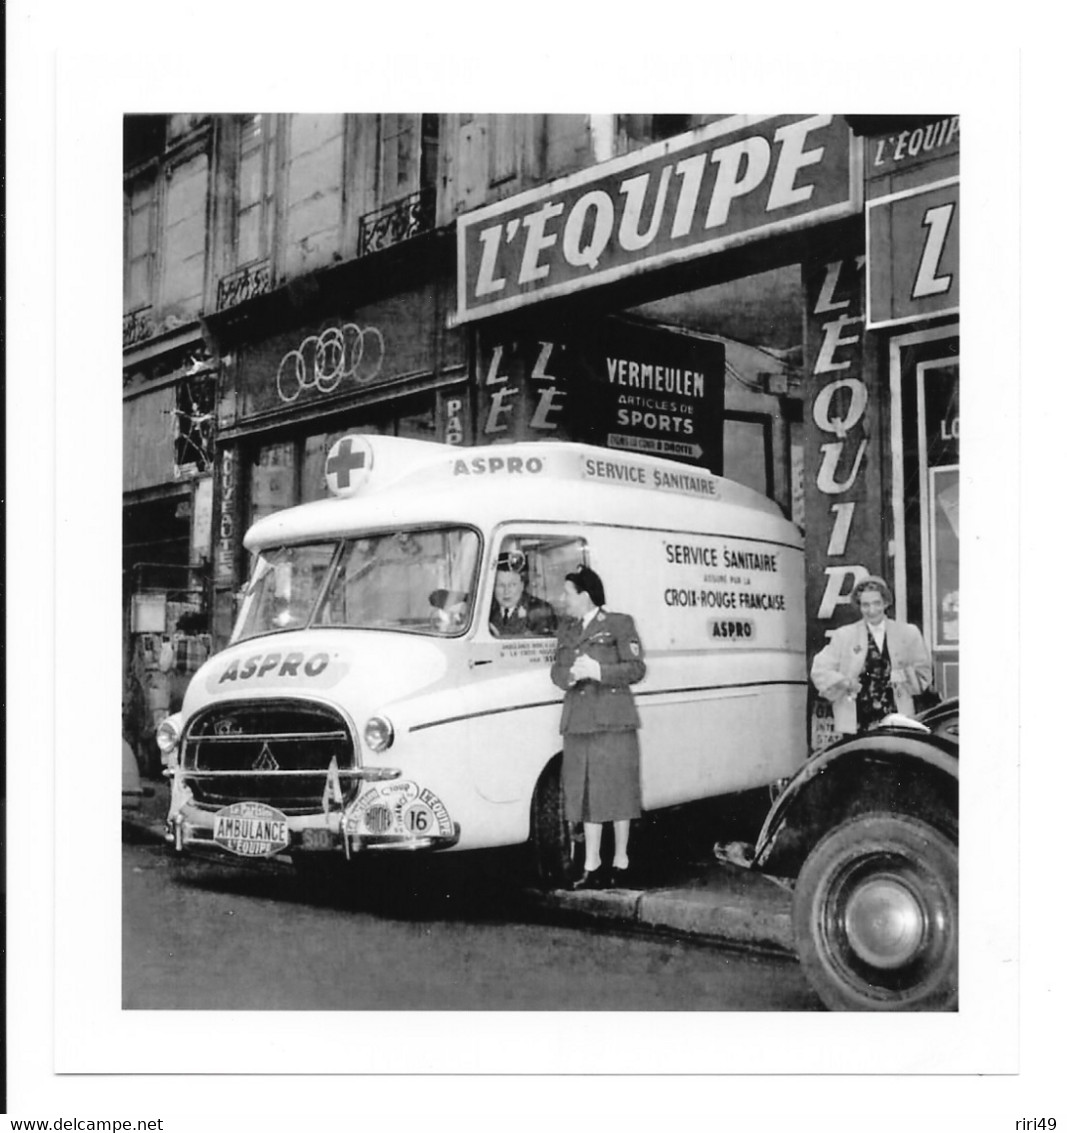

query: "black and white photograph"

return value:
[117, 108, 960, 1017]
[6, 9, 1050, 1130]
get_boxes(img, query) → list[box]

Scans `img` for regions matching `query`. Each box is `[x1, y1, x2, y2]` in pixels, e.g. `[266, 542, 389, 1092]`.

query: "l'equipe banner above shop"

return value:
[454, 114, 861, 324]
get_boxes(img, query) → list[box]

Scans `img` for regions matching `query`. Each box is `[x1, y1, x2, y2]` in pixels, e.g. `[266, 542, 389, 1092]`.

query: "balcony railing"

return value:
[123, 306, 155, 349]
[216, 259, 274, 312]
[358, 188, 436, 258]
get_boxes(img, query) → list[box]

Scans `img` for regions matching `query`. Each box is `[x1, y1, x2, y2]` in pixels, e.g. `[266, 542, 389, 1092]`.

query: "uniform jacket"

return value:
[810, 617, 933, 734]
[489, 592, 558, 637]
[550, 610, 646, 734]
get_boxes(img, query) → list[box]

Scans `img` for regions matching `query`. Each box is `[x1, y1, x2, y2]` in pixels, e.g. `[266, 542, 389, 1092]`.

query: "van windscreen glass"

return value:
[318, 527, 480, 635]
[232, 542, 340, 641]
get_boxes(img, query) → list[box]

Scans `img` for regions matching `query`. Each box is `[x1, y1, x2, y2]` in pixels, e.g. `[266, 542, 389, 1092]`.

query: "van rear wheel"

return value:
[530, 759, 579, 888]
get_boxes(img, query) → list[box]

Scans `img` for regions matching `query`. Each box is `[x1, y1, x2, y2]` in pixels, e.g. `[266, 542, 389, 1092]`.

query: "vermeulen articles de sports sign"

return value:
[453, 114, 862, 325]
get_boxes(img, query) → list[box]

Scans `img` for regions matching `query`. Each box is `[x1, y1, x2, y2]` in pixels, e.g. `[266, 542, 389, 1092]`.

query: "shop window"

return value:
[397, 401, 436, 442]
[895, 340, 959, 698]
[250, 440, 297, 526]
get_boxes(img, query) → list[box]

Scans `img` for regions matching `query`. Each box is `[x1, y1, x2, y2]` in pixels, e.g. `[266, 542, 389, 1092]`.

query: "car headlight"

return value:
[156, 713, 182, 755]
[364, 715, 395, 752]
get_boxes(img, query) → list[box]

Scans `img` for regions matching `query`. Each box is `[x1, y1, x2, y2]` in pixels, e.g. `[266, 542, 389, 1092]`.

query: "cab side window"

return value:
[489, 535, 588, 638]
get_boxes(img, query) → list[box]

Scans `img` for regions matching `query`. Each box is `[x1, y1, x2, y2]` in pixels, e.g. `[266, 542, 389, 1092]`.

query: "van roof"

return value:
[244, 437, 800, 551]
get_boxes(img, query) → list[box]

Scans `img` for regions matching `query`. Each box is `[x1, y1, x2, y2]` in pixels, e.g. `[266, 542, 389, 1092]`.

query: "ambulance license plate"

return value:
[213, 802, 290, 857]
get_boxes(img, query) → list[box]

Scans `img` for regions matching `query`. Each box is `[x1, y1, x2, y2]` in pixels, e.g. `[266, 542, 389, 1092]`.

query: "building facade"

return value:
[122, 112, 959, 756]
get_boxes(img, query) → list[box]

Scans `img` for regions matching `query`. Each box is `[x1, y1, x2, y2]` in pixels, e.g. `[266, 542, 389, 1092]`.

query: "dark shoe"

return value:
[571, 867, 607, 891]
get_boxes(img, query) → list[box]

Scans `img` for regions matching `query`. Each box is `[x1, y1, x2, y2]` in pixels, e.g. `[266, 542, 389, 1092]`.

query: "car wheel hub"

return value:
[843, 876, 925, 970]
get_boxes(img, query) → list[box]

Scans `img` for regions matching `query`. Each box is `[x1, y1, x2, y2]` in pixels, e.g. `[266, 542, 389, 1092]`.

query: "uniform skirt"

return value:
[562, 730, 642, 823]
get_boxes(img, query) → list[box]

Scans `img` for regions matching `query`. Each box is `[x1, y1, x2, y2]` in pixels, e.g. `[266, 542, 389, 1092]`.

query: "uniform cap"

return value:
[496, 551, 526, 573]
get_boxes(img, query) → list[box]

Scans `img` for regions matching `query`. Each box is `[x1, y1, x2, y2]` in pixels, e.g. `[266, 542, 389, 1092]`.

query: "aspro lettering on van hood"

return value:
[455, 115, 860, 324]
[210, 648, 348, 690]
[198, 631, 449, 702]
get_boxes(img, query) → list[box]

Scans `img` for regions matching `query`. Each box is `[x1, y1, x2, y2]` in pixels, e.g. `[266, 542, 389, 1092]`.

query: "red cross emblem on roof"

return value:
[325, 435, 373, 495]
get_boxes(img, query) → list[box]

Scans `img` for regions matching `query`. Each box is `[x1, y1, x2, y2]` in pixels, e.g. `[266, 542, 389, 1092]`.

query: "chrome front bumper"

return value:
[166, 772, 461, 861]
[167, 807, 462, 858]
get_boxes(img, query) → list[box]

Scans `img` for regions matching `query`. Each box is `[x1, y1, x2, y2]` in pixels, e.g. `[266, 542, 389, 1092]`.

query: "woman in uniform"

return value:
[550, 566, 646, 890]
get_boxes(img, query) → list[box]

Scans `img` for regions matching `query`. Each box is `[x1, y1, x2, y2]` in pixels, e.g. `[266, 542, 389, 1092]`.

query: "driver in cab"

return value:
[489, 550, 558, 638]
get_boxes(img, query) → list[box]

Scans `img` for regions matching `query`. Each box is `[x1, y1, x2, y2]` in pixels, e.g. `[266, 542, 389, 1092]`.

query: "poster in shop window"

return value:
[930, 464, 959, 649]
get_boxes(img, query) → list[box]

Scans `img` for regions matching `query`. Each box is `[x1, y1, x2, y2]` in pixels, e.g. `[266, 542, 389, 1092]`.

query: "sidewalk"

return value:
[122, 784, 796, 956]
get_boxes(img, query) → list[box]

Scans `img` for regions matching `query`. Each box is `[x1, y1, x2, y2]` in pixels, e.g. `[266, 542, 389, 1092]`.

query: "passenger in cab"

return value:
[489, 550, 558, 638]
[551, 566, 646, 890]
[810, 575, 933, 735]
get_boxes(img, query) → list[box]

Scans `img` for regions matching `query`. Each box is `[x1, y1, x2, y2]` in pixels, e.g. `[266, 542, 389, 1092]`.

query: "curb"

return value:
[527, 879, 796, 954]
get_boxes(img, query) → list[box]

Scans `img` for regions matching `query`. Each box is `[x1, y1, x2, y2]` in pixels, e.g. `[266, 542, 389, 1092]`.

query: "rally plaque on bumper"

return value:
[213, 801, 290, 857]
[345, 780, 455, 844]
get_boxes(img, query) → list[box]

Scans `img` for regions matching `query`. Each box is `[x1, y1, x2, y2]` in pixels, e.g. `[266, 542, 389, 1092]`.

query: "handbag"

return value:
[913, 686, 942, 713]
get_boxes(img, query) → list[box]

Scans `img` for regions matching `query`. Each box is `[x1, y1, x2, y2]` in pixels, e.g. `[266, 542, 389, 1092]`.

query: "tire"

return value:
[793, 812, 958, 1011]
[529, 759, 580, 888]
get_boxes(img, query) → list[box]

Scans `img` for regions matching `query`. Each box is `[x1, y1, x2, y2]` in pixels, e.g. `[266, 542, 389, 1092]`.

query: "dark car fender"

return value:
[752, 727, 959, 880]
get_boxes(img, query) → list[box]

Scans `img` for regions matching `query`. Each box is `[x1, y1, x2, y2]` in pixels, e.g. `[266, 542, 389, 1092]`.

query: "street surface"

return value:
[122, 839, 820, 1011]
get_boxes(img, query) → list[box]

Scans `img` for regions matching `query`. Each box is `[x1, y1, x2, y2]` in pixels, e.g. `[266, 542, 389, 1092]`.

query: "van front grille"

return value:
[182, 699, 357, 813]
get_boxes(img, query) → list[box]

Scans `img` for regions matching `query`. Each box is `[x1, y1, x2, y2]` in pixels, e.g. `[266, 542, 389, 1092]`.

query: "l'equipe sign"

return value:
[454, 114, 861, 325]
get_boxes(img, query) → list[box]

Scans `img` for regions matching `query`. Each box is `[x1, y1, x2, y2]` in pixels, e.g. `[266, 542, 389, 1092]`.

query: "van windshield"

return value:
[232, 527, 481, 641]
[232, 543, 339, 642]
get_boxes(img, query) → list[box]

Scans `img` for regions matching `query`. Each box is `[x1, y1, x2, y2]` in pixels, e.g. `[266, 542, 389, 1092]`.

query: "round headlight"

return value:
[364, 715, 395, 753]
[156, 714, 182, 755]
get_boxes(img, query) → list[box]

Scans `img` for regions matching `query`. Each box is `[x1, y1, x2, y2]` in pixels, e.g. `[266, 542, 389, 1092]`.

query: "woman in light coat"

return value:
[810, 576, 933, 735]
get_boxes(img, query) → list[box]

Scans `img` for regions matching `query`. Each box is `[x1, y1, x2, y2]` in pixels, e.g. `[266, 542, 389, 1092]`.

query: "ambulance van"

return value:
[158, 435, 808, 885]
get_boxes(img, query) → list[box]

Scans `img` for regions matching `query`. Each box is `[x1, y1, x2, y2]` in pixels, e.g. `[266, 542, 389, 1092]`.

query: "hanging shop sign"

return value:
[802, 250, 884, 749]
[474, 320, 725, 473]
[214, 445, 240, 588]
[233, 282, 463, 421]
[866, 115, 959, 178]
[454, 114, 860, 325]
[866, 178, 959, 329]
[440, 387, 472, 446]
